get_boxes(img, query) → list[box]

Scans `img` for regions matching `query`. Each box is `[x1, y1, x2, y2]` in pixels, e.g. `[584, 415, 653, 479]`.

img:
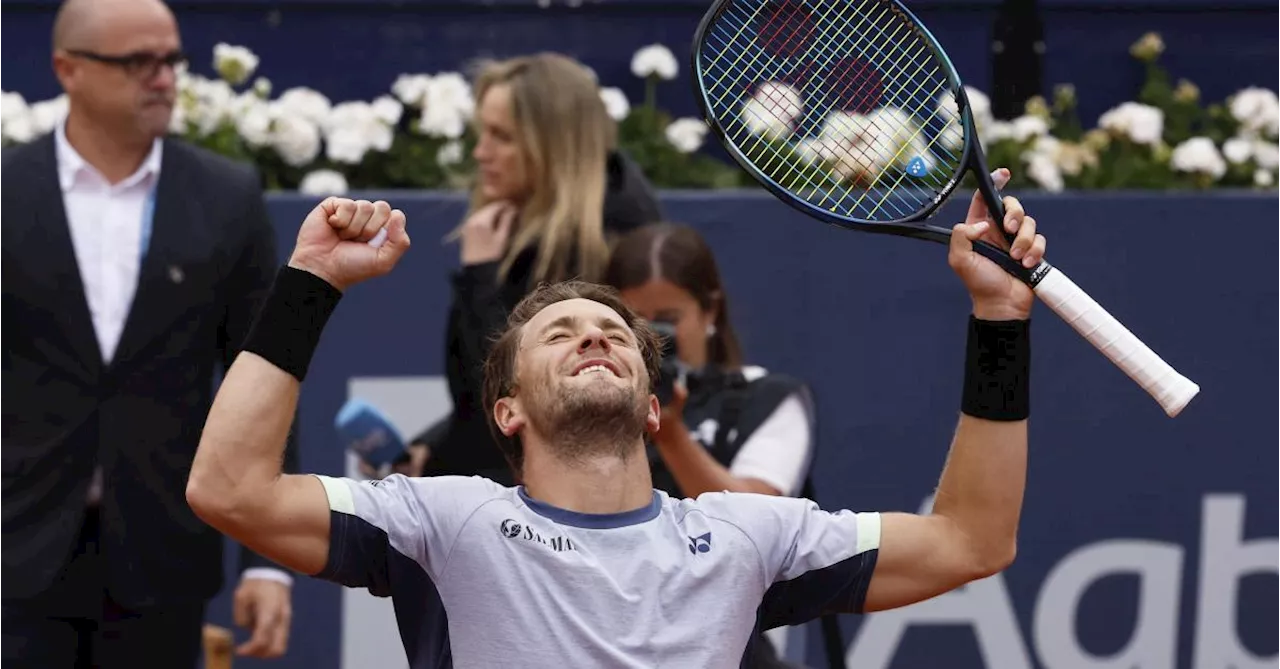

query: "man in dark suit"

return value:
[2, 0, 297, 666]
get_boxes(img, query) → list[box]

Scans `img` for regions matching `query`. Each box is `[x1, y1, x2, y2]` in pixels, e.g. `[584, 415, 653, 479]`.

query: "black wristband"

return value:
[961, 316, 1030, 421]
[241, 266, 343, 382]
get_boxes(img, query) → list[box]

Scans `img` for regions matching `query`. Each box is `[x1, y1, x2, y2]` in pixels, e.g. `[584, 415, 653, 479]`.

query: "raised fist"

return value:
[287, 198, 411, 291]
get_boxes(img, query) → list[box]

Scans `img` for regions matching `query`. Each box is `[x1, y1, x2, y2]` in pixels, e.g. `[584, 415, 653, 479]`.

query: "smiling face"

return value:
[498, 298, 658, 462]
[485, 284, 664, 471]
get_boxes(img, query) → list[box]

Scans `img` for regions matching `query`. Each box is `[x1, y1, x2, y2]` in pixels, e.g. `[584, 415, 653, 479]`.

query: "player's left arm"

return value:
[755, 178, 1045, 621]
[864, 179, 1044, 612]
[862, 412, 1025, 611]
[753, 407, 1026, 624]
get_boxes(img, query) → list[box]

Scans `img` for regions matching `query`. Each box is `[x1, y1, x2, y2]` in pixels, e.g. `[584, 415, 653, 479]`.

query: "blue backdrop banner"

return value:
[204, 189, 1277, 669]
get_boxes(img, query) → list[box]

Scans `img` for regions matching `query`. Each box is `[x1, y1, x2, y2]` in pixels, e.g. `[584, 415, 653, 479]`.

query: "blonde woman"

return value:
[402, 52, 663, 485]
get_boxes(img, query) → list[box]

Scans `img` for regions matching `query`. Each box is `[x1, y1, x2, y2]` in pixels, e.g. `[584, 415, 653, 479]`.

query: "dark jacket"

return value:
[1, 133, 298, 610]
[413, 151, 663, 484]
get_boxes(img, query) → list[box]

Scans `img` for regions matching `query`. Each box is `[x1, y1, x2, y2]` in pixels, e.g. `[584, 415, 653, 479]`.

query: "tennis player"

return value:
[187, 172, 1047, 667]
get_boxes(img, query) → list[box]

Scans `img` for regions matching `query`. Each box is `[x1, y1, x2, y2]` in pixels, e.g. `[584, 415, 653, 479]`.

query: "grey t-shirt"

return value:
[313, 474, 881, 668]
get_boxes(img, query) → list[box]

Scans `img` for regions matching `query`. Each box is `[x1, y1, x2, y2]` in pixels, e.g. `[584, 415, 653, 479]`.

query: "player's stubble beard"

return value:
[523, 370, 649, 464]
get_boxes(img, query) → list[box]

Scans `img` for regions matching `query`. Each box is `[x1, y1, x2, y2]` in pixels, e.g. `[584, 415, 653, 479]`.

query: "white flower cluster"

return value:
[1, 92, 67, 144]
[1223, 87, 1279, 187]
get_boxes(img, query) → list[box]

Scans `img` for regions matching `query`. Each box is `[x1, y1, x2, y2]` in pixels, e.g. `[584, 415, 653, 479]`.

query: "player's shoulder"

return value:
[318, 473, 511, 514]
[675, 489, 817, 527]
[393, 473, 511, 502]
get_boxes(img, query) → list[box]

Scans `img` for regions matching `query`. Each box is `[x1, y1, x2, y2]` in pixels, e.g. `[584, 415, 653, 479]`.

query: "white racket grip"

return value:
[1033, 266, 1199, 417]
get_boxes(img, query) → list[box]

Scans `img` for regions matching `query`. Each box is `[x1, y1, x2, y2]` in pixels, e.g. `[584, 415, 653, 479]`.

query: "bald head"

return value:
[52, 0, 181, 147]
[53, 0, 177, 52]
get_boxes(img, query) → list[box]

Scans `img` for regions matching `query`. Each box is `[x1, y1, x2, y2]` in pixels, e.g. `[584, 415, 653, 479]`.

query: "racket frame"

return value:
[689, 0, 1038, 283]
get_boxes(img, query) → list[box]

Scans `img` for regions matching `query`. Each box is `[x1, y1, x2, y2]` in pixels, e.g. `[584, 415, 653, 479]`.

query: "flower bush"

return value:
[1, 34, 1274, 193]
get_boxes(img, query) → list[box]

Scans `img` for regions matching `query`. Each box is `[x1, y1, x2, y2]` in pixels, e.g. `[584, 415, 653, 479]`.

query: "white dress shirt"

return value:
[55, 121, 291, 587]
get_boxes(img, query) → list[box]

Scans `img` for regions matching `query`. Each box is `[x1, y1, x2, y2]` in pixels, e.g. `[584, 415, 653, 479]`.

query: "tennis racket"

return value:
[690, 0, 1199, 417]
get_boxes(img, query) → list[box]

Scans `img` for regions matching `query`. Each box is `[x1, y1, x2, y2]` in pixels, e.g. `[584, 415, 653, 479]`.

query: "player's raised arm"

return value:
[863, 179, 1046, 612]
[186, 198, 411, 578]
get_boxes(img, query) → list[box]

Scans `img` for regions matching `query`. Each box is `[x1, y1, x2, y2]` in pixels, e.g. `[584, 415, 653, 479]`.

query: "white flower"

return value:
[235, 96, 274, 148]
[1228, 87, 1279, 138]
[298, 169, 349, 196]
[2, 91, 29, 116]
[325, 101, 395, 164]
[1170, 137, 1226, 180]
[1026, 152, 1064, 192]
[599, 87, 630, 121]
[392, 74, 433, 106]
[437, 140, 464, 167]
[1222, 137, 1253, 164]
[1098, 102, 1164, 146]
[417, 73, 474, 139]
[964, 87, 992, 125]
[185, 76, 237, 136]
[742, 82, 802, 139]
[213, 43, 259, 86]
[1, 92, 36, 143]
[935, 91, 965, 151]
[1251, 139, 1278, 170]
[814, 111, 892, 182]
[274, 87, 332, 127]
[1053, 141, 1098, 177]
[270, 114, 322, 167]
[982, 120, 1016, 147]
[253, 77, 272, 99]
[864, 106, 929, 171]
[419, 104, 466, 139]
[29, 95, 68, 135]
[665, 117, 707, 153]
[371, 96, 404, 126]
[1253, 169, 1273, 187]
[631, 44, 678, 80]
[1011, 115, 1050, 142]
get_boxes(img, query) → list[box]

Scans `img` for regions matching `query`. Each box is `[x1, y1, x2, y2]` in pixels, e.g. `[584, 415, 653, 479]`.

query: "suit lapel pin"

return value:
[168, 265, 185, 284]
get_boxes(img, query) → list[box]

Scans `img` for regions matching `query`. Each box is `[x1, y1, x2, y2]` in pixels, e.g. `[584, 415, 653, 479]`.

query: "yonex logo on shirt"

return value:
[688, 532, 712, 555]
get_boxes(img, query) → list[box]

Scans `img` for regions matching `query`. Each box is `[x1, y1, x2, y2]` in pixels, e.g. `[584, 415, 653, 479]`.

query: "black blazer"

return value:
[1, 133, 299, 610]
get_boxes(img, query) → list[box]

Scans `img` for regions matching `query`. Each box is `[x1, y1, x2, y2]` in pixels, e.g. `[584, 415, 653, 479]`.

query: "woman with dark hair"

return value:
[604, 222, 815, 501]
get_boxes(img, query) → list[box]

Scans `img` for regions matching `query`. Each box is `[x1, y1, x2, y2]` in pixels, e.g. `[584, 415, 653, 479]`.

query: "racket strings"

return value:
[706, 0, 918, 206]
[709, 1, 937, 200]
[698, 0, 968, 222]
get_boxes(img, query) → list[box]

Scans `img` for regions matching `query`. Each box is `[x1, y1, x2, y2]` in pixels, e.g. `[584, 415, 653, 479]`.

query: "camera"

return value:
[650, 319, 683, 406]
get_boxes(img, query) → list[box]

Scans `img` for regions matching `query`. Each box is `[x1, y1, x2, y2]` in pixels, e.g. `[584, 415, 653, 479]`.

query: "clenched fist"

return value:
[948, 168, 1047, 321]
[287, 198, 411, 292]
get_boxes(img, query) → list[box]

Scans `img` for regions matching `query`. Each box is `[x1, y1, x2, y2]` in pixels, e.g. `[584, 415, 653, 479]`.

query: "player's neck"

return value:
[521, 442, 654, 515]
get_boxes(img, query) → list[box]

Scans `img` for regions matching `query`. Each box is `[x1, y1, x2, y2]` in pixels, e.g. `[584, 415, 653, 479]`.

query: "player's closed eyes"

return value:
[545, 327, 631, 346]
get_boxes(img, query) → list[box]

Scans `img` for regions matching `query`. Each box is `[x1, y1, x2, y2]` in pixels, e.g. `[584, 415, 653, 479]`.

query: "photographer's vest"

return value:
[647, 366, 809, 499]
